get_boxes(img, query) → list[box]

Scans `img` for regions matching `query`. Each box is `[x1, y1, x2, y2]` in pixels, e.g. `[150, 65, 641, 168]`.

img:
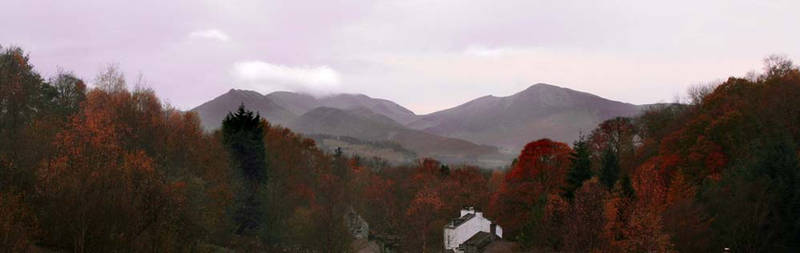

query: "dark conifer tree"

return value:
[222, 104, 268, 234]
[599, 148, 620, 190]
[618, 174, 635, 199]
[758, 136, 800, 250]
[563, 136, 592, 200]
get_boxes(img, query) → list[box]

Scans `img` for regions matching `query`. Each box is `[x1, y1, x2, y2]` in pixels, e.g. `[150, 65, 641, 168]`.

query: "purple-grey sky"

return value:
[2, 0, 799, 114]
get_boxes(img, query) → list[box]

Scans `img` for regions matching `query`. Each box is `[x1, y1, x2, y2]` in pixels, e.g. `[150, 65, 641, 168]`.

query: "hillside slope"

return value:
[407, 83, 642, 149]
[289, 107, 509, 167]
[192, 89, 297, 130]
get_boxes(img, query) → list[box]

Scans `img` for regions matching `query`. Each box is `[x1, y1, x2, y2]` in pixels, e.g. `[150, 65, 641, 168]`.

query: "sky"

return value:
[2, 0, 799, 114]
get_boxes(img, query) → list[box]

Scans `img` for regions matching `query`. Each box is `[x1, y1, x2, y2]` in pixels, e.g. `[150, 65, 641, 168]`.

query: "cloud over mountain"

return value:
[232, 61, 341, 95]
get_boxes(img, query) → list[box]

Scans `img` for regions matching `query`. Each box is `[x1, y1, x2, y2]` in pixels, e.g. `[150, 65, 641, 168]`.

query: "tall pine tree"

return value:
[222, 104, 268, 234]
[599, 147, 620, 190]
[564, 136, 592, 200]
[759, 136, 800, 250]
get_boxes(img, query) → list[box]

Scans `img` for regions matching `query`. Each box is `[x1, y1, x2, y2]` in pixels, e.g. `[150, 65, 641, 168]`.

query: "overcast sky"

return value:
[2, 0, 799, 114]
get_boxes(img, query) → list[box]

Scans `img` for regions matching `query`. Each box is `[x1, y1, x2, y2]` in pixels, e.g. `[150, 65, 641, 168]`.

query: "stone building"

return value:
[443, 207, 502, 253]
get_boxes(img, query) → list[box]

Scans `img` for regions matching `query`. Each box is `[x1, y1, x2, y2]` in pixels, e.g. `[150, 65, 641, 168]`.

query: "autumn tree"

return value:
[490, 139, 571, 243]
[309, 151, 352, 252]
[563, 178, 606, 252]
[0, 46, 51, 191]
[35, 87, 198, 252]
[702, 136, 800, 251]
[440, 166, 490, 215]
[589, 117, 637, 165]
[405, 188, 444, 252]
[49, 72, 86, 115]
[663, 171, 712, 252]
[94, 64, 126, 93]
[618, 160, 672, 252]
[0, 191, 37, 252]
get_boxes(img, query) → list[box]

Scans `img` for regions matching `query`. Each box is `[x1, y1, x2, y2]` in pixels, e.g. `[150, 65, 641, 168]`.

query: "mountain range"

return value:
[406, 83, 643, 150]
[191, 83, 644, 167]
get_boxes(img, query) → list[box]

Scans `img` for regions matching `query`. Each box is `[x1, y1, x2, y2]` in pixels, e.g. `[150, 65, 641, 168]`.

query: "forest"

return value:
[2, 45, 800, 252]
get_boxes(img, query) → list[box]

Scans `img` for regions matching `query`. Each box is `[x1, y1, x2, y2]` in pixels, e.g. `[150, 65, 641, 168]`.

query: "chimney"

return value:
[460, 206, 475, 216]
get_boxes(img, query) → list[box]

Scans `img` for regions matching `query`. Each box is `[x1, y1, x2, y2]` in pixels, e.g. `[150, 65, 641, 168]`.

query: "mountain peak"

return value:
[531, 82, 559, 88]
[407, 82, 642, 149]
[226, 89, 264, 98]
[520, 83, 564, 93]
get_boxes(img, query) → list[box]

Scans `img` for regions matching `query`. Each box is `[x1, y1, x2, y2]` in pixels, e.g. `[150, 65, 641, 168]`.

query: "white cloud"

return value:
[464, 45, 512, 57]
[189, 29, 231, 42]
[232, 61, 341, 95]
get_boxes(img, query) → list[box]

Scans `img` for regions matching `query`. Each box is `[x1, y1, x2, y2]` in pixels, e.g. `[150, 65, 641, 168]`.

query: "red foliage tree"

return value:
[405, 188, 444, 253]
[489, 139, 572, 238]
[563, 178, 606, 252]
[0, 191, 38, 252]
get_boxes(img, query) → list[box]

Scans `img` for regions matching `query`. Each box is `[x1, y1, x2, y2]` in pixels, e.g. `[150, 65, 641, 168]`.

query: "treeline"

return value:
[0, 46, 494, 252]
[487, 56, 800, 252]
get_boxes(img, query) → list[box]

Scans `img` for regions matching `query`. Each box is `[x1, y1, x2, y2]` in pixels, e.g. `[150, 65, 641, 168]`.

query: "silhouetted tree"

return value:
[564, 136, 592, 200]
[600, 148, 620, 190]
[222, 104, 268, 235]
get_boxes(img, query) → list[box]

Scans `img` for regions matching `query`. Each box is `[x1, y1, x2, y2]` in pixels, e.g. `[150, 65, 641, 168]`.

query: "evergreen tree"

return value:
[222, 104, 268, 234]
[440, 164, 451, 177]
[759, 136, 800, 250]
[563, 136, 592, 200]
[618, 174, 635, 199]
[223, 104, 267, 182]
[599, 148, 620, 190]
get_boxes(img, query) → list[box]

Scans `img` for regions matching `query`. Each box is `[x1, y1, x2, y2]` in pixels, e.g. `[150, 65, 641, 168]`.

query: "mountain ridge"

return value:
[190, 83, 646, 167]
[405, 83, 643, 149]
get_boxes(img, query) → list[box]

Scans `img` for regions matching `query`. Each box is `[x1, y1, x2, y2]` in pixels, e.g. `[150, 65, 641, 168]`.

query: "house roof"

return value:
[445, 213, 475, 228]
[461, 231, 497, 248]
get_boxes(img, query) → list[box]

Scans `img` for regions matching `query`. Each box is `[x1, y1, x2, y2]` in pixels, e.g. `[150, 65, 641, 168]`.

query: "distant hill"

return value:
[288, 107, 507, 167]
[266, 92, 419, 125]
[191, 89, 508, 167]
[193, 89, 419, 131]
[192, 89, 297, 130]
[191, 84, 646, 167]
[406, 83, 643, 150]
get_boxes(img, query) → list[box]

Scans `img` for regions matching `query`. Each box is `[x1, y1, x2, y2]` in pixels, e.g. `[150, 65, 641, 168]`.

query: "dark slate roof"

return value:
[461, 231, 496, 248]
[446, 213, 475, 228]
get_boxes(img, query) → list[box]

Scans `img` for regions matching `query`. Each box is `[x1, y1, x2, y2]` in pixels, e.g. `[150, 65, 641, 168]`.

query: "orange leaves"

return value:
[31, 86, 219, 251]
[595, 158, 675, 252]
[631, 158, 667, 212]
[665, 172, 694, 207]
[404, 187, 445, 252]
[406, 188, 444, 218]
[563, 178, 606, 252]
[354, 158, 492, 251]
[618, 205, 673, 252]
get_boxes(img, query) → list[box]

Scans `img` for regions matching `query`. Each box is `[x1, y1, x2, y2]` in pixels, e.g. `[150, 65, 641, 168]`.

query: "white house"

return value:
[443, 207, 502, 252]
